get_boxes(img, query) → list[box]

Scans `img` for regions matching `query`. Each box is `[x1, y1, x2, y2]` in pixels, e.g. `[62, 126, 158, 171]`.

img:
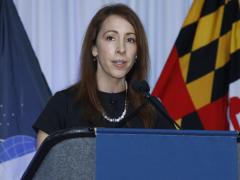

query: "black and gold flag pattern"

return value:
[153, 0, 240, 130]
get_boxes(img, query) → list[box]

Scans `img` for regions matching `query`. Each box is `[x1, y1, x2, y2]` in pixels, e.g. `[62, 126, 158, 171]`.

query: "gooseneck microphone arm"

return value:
[131, 80, 181, 130]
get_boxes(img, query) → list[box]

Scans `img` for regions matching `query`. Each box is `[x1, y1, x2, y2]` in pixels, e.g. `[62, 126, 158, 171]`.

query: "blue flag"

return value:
[0, 0, 51, 178]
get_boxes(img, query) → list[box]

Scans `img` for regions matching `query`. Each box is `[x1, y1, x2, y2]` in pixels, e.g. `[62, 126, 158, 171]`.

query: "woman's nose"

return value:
[116, 40, 126, 54]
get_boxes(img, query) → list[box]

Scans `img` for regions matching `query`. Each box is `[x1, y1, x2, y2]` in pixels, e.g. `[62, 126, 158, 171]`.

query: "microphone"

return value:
[131, 80, 181, 129]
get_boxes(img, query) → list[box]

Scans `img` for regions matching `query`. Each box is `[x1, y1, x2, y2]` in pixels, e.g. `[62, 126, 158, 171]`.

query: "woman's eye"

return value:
[127, 37, 136, 43]
[106, 36, 115, 41]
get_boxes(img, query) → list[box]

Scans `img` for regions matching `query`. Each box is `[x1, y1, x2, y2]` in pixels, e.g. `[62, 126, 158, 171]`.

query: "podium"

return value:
[21, 128, 96, 180]
[22, 128, 239, 180]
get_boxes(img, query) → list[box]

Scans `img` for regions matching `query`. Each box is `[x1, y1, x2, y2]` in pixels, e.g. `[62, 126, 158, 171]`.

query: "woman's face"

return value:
[92, 15, 137, 83]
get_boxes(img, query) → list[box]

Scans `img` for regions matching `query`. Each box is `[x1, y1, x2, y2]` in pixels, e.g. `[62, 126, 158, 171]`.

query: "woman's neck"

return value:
[97, 77, 126, 93]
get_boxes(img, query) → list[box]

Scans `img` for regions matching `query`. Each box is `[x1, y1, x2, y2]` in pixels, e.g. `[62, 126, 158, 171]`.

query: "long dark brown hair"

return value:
[76, 3, 155, 127]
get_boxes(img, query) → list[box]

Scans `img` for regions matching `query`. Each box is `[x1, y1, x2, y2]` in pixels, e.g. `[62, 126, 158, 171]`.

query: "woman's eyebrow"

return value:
[103, 30, 136, 36]
[103, 30, 118, 36]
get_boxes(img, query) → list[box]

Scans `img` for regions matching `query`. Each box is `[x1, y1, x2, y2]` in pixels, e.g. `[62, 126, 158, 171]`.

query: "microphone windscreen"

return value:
[131, 80, 150, 93]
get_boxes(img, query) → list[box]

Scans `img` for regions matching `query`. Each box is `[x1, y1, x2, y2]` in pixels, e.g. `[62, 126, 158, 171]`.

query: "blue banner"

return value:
[0, 0, 51, 178]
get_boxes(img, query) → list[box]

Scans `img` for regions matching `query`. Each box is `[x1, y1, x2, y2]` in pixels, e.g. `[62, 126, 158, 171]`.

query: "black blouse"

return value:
[33, 88, 175, 135]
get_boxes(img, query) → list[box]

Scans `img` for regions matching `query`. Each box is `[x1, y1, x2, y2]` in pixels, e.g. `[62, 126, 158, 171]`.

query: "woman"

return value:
[33, 3, 175, 148]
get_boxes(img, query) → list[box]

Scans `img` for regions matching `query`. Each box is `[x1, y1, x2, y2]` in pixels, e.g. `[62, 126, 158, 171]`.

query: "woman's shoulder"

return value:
[53, 84, 79, 100]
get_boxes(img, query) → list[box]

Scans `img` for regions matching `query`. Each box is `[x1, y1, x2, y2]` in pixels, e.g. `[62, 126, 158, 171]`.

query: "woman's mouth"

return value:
[112, 60, 126, 68]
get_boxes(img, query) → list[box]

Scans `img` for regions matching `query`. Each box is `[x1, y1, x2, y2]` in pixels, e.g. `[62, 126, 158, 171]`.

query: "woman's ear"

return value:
[92, 45, 98, 57]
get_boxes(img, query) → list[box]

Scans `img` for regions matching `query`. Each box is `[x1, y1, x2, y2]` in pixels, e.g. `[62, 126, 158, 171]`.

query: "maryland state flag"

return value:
[152, 0, 240, 130]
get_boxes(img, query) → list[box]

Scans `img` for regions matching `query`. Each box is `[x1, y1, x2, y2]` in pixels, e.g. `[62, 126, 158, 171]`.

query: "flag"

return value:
[152, 0, 240, 130]
[0, 0, 52, 179]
